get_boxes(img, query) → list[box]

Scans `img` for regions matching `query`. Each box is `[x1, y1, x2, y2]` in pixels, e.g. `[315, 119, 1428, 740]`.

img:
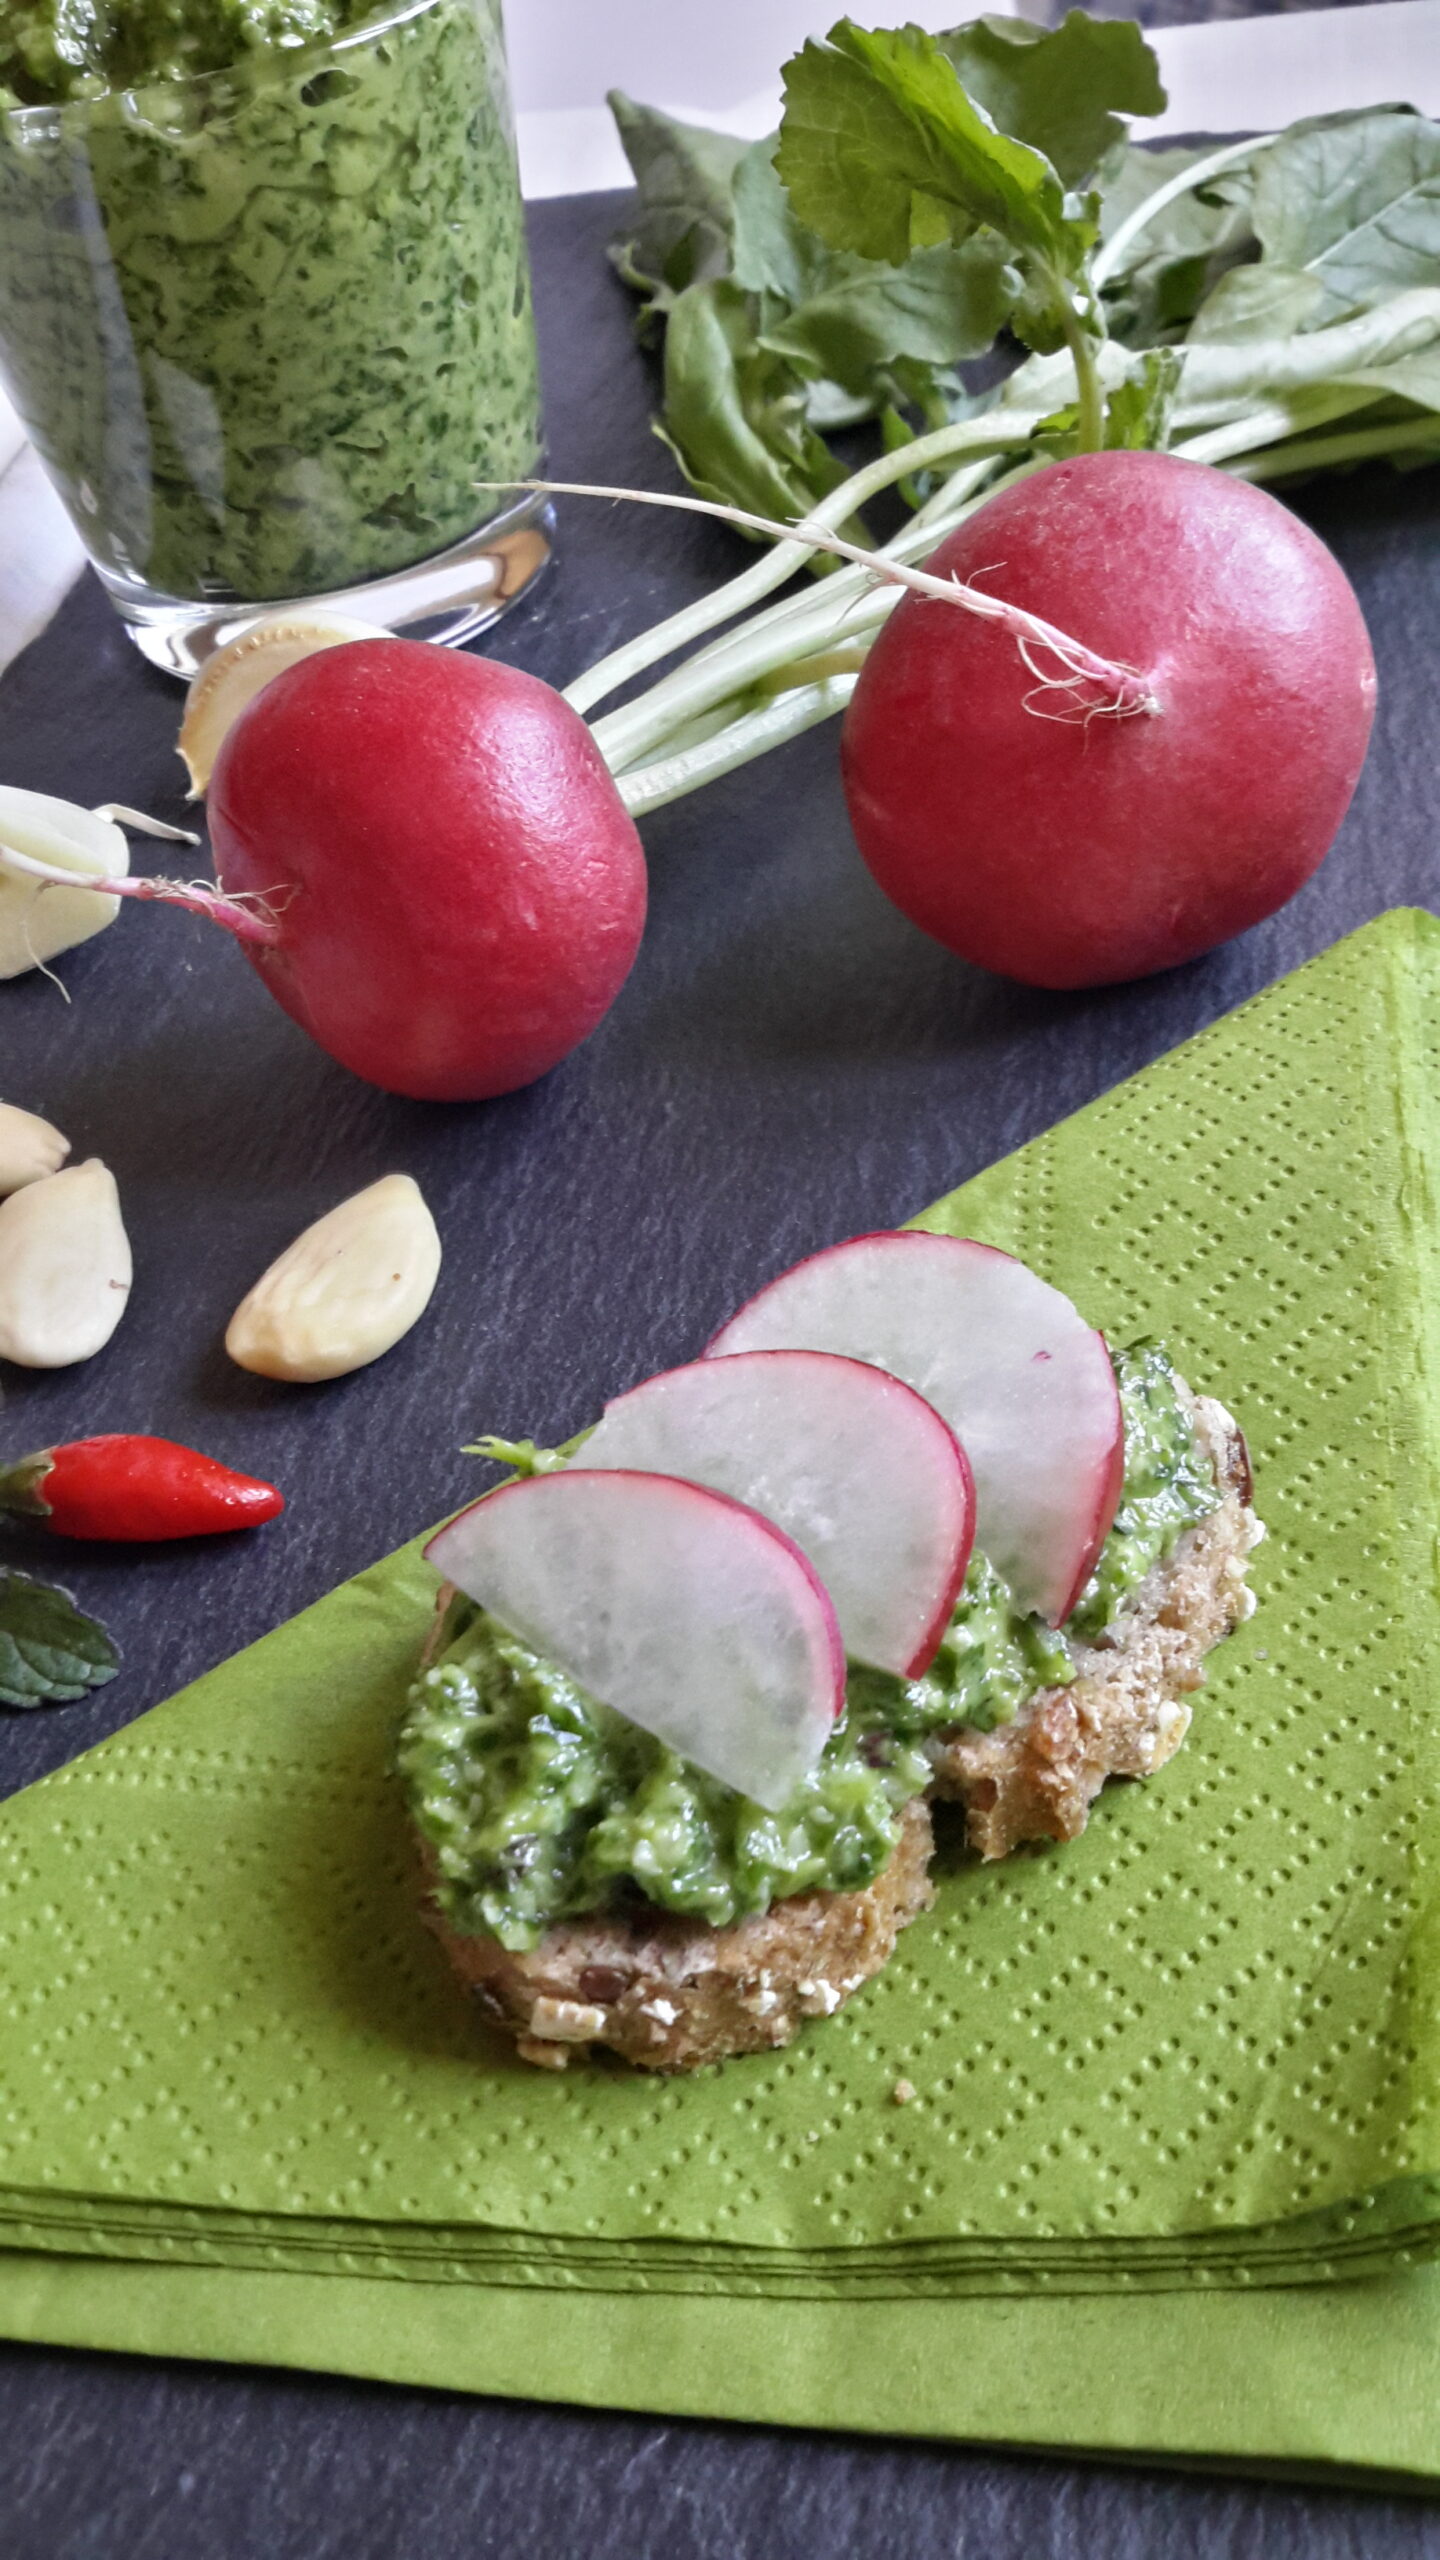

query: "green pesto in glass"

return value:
[398, 1343, 1223, 1950]
[0, 0, 541, 601]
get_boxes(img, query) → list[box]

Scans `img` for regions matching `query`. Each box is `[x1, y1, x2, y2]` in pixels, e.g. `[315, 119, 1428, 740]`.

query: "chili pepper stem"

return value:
[0, 1450, 54, 1521]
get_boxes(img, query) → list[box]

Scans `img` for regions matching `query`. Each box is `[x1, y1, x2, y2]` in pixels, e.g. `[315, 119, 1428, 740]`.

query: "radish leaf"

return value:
[1102, 345, 1182, 445]
[1100, 142, 1258, 347]
[759, 237, 1018, 391]
[734, 138, 1017, 382]
[1253, 110, 1440, 314]
[607, 92, 746, 326]
[660, 278, 863, 533]
[775, 22, 1077, 271]
[936, 13, 1166, 191]
[1187, 264, 1328, 345]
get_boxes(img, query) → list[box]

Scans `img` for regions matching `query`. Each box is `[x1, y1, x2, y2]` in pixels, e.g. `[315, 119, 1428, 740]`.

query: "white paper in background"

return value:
[507, 0, 1440, 192]
[3, 0, 1439, 674]
[0, 394, 87, 671]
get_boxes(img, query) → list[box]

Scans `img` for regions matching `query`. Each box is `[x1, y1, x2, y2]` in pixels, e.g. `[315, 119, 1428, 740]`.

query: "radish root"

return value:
[484, 477, 1162, 723]
[0, 840, 284, 948]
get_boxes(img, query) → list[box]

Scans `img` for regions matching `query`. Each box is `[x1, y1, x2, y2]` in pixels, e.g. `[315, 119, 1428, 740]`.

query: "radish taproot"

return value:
[841, 450, 1377, 988]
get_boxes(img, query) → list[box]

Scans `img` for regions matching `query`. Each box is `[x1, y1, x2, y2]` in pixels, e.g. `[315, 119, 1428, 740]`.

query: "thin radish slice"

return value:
[578, 1349, 974, 1676]
[425, 1470, 845, 1812]
[706, 1233, 1123, 1626]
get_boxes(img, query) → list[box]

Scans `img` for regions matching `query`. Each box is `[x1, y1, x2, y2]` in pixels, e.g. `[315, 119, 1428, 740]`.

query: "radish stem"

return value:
[618, 672, 861, 817]
[496, 415, 1044, 719]
[1057, 299, 1106, 455]
[1227, 413, 1440, 480]
[1177, 385, 1383, 468]
[597, 455, 1049, 777]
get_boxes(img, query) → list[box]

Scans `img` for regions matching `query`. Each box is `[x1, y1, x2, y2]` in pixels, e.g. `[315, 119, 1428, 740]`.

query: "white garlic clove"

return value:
[179, 611, 385, 797]
[0, 1101, 71, 1194]
[225, 1174, 441, 1383]
[0, 1159, 132, 1367]
[0, 789, 128, 980]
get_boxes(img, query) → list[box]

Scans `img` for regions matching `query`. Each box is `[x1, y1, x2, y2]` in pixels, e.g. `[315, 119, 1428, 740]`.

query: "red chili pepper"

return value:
[0, 1437, 284, 1541]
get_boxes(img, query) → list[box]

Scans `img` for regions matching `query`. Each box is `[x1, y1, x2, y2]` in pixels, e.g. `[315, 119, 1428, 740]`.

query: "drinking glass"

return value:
[0, 0, 550, 674]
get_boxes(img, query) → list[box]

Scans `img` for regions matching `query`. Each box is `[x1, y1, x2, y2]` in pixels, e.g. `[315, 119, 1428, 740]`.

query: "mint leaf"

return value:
[937, 12, 1165, 190]
[775, 20, 1074, 270]
[607, 94, 746, 323]
[0, 1568, 119, 1708]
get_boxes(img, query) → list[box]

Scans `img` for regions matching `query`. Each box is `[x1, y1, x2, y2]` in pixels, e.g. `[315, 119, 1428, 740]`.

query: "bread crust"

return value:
[414, 1385, 1258, 2071]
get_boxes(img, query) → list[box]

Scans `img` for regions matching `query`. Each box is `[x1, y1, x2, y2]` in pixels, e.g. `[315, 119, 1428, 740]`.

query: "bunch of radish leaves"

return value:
[606, 12, 1440, 542]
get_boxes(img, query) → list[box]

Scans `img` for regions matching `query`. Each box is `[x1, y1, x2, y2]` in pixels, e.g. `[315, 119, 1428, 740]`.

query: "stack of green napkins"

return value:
[4, 910, 1440, 2477]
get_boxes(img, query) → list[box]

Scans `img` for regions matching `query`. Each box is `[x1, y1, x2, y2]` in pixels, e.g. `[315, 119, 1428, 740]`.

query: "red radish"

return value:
[706, 1231, 1123, 1625]
[198, 640, 648, 1099]
[841, 450, 1377, 988]
[577, 1348, 975, 1675]
[426, 1471, 844, 1811]
[1, 642, 647, 1100]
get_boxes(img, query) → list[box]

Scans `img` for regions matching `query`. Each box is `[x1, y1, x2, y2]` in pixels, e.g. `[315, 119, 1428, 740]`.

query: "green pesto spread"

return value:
[0, 0, 370, 99]
[1066, 1342, 1225, 1640]
[0, 0, 541, 600]
[398, 1343, 1223, 1951]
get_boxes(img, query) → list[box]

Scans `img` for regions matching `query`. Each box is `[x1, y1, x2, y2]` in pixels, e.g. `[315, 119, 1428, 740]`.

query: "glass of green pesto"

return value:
[0, 0, 549, 674]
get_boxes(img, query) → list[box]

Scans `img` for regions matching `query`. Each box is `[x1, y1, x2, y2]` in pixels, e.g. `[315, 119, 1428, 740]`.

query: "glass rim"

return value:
[2, 0, 456, 137]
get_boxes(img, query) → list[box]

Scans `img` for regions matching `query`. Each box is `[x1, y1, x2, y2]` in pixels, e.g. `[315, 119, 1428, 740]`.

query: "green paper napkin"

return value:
[3, 911, 1440, 2316]
[5, 2251, 1440, 2482]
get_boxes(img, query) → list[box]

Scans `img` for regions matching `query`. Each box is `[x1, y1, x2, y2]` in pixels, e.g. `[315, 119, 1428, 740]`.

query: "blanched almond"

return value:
[0, 1101, 70, 1195]
[0, 1159, 131, 1367]
[0, 789, 127, 979]
[225, 1175, 441, 1383]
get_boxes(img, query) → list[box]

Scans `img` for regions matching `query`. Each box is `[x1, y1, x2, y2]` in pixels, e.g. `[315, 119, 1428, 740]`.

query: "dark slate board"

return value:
[1, 189, 1439, 2557]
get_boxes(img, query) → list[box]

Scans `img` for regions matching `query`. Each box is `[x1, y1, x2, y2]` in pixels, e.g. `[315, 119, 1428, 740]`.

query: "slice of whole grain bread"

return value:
[413, 1383, 1258, 2072]
[926, 1396, 1260, 1857]
[418, 1795, 935, 2072]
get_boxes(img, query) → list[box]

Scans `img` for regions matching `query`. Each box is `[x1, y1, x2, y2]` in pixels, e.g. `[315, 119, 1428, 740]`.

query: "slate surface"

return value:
[0, 188, 1438, 2556]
